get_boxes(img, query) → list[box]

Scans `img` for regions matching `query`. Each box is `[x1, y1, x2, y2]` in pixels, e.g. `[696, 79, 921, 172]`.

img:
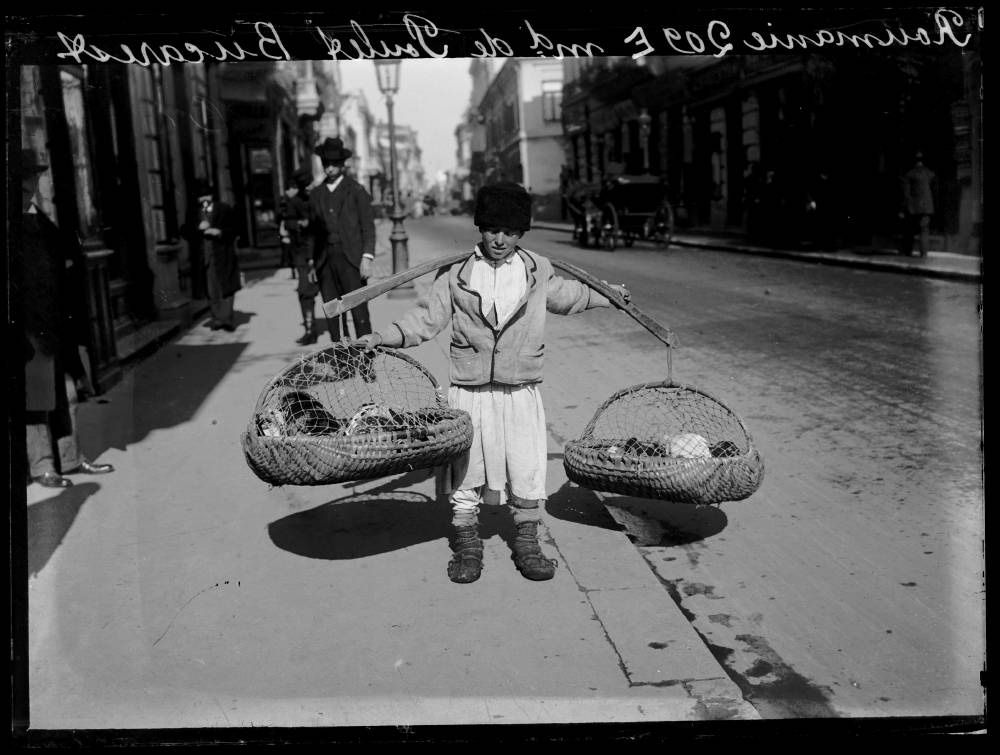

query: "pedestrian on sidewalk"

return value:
[278, 167, 320, 345]
[357, 182, 630, 584]
[182, 180, 241, 331]
[307, 137, 376, 343]
[898, 150, 936, 258]
[18, 148, 114, 488]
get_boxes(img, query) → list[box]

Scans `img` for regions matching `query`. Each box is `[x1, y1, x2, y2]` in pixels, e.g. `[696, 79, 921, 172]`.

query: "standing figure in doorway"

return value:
[184, 180, 241, 331]
[307, 137, 376, 343]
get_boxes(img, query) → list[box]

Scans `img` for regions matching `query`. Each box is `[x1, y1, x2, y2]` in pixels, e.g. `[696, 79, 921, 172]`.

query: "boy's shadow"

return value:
[267, 470, 546, 560]
[546, 481, 728, 547]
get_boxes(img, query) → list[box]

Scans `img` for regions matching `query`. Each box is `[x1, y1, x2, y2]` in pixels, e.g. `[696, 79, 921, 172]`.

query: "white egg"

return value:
[666, 433, 712, 459]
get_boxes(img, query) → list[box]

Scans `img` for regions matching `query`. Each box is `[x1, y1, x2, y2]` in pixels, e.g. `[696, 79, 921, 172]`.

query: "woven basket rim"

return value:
[578, 380, 756, 446]
[251, 344, 444, 418]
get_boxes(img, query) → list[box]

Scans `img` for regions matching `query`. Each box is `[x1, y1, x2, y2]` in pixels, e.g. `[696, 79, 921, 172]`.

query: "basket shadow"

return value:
[545, 481, 630, 532]
[267, 489, 451, 560]
[600, 495, 729, 547]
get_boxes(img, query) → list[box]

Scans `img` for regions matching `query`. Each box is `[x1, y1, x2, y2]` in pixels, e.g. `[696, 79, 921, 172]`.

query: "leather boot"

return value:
[511, 520, 557, 581]
[296, 307, 319, 345]
[447, 524, 483, 584]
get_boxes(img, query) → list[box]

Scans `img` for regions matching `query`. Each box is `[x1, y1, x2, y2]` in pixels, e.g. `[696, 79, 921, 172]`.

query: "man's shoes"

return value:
[78, 460, 114, 474]
[219, 323, 236, 332]
[34, 472, 73, 488]
[296, 330, 319, 345]
[205, 320, 220, 329]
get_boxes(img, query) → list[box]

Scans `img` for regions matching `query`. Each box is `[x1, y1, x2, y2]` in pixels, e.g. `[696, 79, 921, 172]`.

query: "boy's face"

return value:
[479, 227, 524, 261]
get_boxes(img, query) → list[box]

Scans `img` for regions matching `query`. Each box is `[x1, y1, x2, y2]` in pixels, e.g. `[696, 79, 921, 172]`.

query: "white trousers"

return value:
[447, 383, 548, 523]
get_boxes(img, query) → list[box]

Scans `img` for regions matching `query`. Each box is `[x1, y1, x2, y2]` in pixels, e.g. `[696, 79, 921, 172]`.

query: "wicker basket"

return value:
[241, 345, 473, 486]
[564, 381, 764, 505]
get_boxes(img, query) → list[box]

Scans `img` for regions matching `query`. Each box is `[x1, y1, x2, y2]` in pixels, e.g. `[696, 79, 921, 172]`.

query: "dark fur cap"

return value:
[474, 182, 532, 232]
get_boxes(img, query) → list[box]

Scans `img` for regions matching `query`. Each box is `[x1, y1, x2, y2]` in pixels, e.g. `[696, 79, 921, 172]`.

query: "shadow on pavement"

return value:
[546, 481, 728, 546]
[233, 310, 257, 328]
[268, 467, 446, 559]
[545, 481, 625, 531]
[267, 491, 451, 559]
[78, 342, 249, 459]
[27, 482, 100, 576]
[601, 495, 729, 547]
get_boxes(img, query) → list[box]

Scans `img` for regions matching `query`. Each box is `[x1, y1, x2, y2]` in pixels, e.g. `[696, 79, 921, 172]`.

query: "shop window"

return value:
[137, 66, 179, 243]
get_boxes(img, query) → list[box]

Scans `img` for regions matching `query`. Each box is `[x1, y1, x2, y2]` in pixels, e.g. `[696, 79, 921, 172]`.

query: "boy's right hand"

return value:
[356, 333, 383, 352]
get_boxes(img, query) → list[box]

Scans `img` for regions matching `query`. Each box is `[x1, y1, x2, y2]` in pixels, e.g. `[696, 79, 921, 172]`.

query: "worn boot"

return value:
[511, 520, 557, 581]
[447, 524, 484, 584]
[296, 306, 319, 345]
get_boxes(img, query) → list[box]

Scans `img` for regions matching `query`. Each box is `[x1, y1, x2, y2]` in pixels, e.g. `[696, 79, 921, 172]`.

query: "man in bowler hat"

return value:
[307, 137, 376, 342]
[19, 148, 114, 487]
[183, 179, 241, 331]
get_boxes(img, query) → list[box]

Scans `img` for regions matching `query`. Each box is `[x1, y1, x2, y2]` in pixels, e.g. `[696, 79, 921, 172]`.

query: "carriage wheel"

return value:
[600, 204, 619, 252]
[652, 202, 675, 249]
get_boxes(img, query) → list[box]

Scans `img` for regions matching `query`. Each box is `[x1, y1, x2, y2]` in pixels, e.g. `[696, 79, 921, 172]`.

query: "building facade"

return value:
[561, 52, 982, 253]
[15, 60, 322, 395]
[478, 58, 566, 223]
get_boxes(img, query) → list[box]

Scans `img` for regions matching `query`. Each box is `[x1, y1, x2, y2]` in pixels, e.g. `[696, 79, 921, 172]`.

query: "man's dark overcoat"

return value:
[307, 176, 376, 270]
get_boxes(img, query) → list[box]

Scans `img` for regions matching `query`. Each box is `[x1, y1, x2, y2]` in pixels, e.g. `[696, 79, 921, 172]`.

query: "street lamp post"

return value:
[374, 59, 413, 295]
[638, 108, 652, 174]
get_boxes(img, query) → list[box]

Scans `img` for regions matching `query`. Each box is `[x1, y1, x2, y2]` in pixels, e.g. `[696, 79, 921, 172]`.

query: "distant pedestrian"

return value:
[898, 151, 936, 257]
[279, 167, 320, 345]
[19, 148, 114, 488]
[357, 182, 630, 584]
[805, 167, 838, 251]
[183, 180, 241, 331]
[307, 137, 376, 343]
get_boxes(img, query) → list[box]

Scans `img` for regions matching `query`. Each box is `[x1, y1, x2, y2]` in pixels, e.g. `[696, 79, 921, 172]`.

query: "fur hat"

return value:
[291, 167, 313, 190]
[474, 182, 532, 232]
[314, 137, 352, 165]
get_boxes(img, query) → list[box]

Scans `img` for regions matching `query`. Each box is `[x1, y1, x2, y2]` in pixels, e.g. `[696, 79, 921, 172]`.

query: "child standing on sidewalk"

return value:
[358, 182, 629, 583]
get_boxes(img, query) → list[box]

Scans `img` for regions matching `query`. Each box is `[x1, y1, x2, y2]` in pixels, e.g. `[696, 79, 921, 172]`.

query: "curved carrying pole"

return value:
[548, 257, 676, 350]
[321, 251, 678, 352]
[322, 251, 469, 319]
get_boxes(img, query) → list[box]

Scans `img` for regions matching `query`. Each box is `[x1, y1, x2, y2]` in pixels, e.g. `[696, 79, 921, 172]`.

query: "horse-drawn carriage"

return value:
[565, 174, 674, 252]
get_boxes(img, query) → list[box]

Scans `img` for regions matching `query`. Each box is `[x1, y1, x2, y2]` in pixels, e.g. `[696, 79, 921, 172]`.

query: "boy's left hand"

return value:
[602, 280, 630, 303]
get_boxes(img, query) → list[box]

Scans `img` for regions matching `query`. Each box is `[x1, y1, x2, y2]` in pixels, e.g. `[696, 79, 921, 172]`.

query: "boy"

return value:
[358, 183, 628, 583]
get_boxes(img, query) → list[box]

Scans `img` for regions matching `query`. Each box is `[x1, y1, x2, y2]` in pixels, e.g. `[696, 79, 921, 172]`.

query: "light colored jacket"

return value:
[392, 247, 610, 386]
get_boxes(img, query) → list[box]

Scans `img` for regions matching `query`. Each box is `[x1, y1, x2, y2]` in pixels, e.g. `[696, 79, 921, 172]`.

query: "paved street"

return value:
[23, 215, 984, 731]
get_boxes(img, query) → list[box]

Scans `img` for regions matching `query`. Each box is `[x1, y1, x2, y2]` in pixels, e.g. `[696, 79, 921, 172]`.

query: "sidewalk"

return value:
[532, 221, 982, 283]
[25, 219, 759, 730]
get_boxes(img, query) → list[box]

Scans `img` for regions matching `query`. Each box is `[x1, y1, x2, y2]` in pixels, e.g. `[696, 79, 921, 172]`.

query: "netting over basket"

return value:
[563, 381, 764, 504]
[241, 345, 473, 486]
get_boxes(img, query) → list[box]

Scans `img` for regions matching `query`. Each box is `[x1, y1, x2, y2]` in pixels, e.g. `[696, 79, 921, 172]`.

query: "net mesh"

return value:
[564, 381, 764, 504]
[242, 345, 473, 486]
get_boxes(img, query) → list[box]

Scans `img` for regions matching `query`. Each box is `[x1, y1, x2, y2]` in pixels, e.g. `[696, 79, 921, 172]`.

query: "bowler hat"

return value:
[21, 148, 48, 175]
[314, 137, 352, 165]
[291, 167, 313, 190]
[194, 179, 215, 199]
[474, 182, 532, 232]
